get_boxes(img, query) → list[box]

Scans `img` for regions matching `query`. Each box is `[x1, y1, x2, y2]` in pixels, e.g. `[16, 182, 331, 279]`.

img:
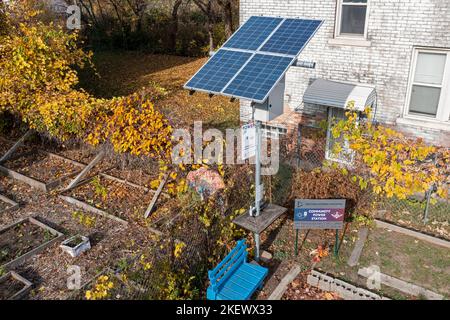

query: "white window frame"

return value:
[404, 48, 450, 123]
[335, 0, 370, 40]
[261, 124, 287, 139]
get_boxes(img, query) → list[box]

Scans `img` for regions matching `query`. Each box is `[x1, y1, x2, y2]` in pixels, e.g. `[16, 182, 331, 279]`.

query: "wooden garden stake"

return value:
[0, 130, 33, 163]
[144, 172, 168, 218]
[65, 151, 105, 190]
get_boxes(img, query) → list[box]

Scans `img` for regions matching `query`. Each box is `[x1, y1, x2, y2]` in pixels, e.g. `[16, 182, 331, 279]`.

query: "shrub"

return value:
[290, 168, 372, 220]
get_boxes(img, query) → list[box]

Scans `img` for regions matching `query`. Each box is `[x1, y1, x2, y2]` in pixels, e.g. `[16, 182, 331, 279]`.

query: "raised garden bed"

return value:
[0, 216, 64, 270]
[60, 174, 162, 225]
[0, 271, 32, 300]
[107, 167, 160, 191]
[0, 137, 32, 159]
[0, 151, 84, 192]
[0, 194, 19, 213]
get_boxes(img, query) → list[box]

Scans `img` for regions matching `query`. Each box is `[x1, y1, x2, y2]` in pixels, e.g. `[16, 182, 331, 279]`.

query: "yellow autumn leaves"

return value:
[330, 106, 448, 199]
[85, 94, 173, 159]
[85, 275, 114, 300]
[1, 6, 174, 163]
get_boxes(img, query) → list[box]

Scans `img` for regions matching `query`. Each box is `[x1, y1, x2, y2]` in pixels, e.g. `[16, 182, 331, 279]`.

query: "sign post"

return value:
[294, 199, 346, 257]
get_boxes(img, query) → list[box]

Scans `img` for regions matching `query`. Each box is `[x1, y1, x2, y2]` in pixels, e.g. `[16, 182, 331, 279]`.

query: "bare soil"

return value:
[69, 175, 155, 223]
[3, 151, 81, 183]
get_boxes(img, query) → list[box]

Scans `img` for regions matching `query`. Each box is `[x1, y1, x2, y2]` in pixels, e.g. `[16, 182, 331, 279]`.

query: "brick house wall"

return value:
[239, 0, 450, 147]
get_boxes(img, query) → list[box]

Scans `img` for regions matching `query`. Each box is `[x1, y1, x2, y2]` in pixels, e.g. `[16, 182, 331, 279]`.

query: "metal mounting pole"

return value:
[254, 119, 262, 261]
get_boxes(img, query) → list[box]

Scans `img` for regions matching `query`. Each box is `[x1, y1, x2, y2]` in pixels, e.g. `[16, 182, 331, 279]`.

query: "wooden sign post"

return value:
[294, 199, 346, 257]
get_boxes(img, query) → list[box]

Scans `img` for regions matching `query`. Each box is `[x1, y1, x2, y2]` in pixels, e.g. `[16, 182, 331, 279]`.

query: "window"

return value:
[261, 124, 287, 139]
[325, 108, 356, 165]
[406, 49, 450, 121]
[336, 0, 369, 38]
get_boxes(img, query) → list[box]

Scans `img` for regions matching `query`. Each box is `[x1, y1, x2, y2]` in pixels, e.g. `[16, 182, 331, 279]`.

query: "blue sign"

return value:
[294, 199, 346, 230]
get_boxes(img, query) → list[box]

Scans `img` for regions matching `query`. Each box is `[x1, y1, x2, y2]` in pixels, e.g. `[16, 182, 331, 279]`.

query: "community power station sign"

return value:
[294, 199, 346, 230]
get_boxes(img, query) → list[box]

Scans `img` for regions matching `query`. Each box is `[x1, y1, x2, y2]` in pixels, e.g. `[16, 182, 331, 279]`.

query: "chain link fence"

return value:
[294, 123, 449, 240]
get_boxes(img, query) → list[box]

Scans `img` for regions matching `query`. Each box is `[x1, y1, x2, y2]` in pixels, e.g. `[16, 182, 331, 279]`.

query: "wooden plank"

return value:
[0, 194, 19, 212]
[144, 173, 168, 219]
[0, 165, 48, 191]
[358, 267, 444, 300]
[375, 219, 450, 249]
[233, 204, 287, 234]
[347, 227, 369, 267]
[0, 271, 33, 300]
[46, 152, 86, 168]
[58, 195, 128, 225]
[100, 172, 151, 192]
[66, 151, 105, 190]
[267, 265, 301, 300]
[0, 150, 83, 192]
[46, 170, 83, 191]
[0, 130, 33, 164]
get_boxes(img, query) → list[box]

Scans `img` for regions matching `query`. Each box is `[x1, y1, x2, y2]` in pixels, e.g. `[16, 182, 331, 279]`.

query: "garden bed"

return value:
[0, 194, 19, 213]
[0, 271, 32, 300]
[0, 151, 84, 192]
[0, 137, 32, 159]
[0, 216, 64, 270]
[61, 175, 163, 225]
[107, 167, 160, 191]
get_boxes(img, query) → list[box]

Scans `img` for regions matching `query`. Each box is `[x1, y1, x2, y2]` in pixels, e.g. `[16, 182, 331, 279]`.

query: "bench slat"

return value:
[207, 239, 268, 300]
[210, 240, 246, 276]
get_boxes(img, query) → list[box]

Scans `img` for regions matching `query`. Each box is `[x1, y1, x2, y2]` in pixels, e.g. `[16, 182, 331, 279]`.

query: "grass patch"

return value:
[359, 228, 450, 297]
[78, 51, 240, 130]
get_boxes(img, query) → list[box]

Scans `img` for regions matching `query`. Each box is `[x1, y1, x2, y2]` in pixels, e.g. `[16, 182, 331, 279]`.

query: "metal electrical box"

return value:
[253, 76, 285, 122]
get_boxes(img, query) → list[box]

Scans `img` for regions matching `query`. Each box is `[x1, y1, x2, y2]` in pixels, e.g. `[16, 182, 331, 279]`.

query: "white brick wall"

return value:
[239, 0, 450, 146]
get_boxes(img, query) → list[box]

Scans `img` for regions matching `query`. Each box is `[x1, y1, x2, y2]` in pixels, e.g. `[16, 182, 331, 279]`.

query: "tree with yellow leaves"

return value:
[330, 104, 449, 200]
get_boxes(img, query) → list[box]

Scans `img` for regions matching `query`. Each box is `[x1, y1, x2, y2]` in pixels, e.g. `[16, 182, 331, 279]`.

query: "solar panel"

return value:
[260, 19, 323, 55]
[223, 54, 293, 102]
[223, 16, 283, 51]
[185, 50, 252, 93]
[184, 16, 323, 103]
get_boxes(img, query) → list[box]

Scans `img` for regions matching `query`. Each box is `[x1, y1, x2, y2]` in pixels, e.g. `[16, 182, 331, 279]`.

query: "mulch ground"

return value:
[283, 271, 341, 300]
[3, 151, 81, 183]
[68, 175, 155, 223]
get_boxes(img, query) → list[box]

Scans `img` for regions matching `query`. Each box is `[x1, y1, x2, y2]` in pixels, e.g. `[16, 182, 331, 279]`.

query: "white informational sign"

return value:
[241, 122, 256, 160]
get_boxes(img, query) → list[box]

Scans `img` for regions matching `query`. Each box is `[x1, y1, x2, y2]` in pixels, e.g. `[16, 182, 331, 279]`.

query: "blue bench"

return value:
[207, 239, 268, 300]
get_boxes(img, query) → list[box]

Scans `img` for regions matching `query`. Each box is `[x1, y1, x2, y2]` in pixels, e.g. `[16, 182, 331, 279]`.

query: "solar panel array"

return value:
[185, 16, 323, 103]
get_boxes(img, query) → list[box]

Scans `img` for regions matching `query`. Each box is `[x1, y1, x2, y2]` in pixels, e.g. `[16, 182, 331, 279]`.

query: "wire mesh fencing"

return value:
[375, 191, 450, 240]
